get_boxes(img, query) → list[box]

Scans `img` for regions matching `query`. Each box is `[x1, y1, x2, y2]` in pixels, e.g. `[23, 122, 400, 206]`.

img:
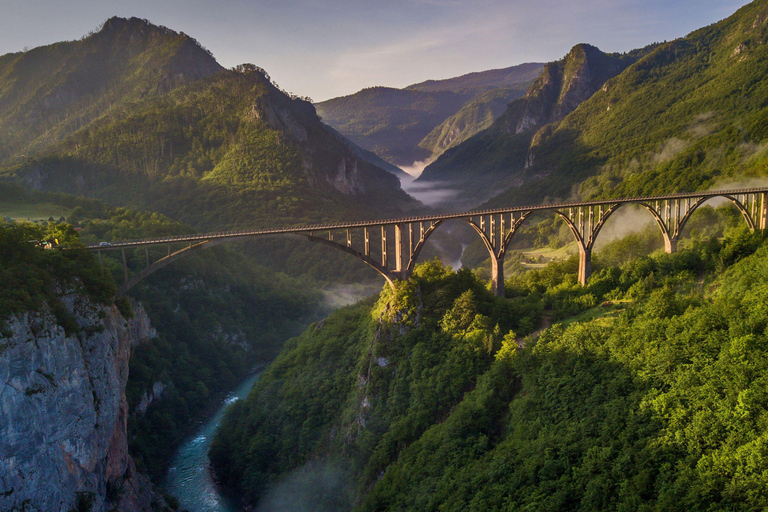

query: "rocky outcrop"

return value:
[0, 297, 161, 512]
[509, 44, 635, 135]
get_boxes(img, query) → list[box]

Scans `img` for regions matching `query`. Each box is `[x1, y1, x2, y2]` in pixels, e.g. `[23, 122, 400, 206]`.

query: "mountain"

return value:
[406, 61, 543, 94]
[315, 63, 543, 167]
[417, 87, 526, 158]
[0, 16, 222, 165]
[316, 87, 471, 167]
[210, 228, 768, 510]
[421, 0, 768, 209]
[2, 63, 418, 230]
[417, 43, 652, 207]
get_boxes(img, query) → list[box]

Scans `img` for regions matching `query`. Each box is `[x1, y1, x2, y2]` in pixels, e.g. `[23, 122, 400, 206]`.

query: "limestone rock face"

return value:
[0, 297, 158, 512]
[513, 44, 631, 135]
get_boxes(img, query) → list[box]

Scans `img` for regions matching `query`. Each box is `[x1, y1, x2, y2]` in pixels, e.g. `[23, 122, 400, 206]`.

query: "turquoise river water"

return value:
[162, 371, 262, 512]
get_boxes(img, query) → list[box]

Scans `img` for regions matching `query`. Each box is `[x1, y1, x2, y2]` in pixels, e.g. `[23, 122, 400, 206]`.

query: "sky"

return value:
[0, 0, 753, 101]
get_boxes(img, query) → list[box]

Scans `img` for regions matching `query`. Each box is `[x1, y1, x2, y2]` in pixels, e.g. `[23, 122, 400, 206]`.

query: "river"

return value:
[161, 285, 381, 510]
[162, 371, 262, 512]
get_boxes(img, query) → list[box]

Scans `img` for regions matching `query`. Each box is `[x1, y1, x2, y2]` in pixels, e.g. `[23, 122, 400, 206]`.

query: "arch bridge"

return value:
[86, 188, 768, 298]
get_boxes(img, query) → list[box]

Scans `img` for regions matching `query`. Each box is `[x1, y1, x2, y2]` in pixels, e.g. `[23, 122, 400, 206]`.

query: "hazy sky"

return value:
[0, 0, 753, 101]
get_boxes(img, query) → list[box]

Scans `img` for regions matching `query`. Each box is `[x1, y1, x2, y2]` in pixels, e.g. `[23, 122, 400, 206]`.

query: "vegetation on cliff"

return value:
[51, 194, 323, 479]
[0, 220, 113, 334]
[0, 187, 328, 480]
[210, 224, 768, 510]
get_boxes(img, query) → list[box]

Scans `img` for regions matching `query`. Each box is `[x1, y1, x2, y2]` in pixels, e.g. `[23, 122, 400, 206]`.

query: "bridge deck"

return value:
[85, 187, 768, 250]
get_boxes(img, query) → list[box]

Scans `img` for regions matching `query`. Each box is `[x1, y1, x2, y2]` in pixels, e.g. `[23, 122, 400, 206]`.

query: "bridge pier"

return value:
[491, 256, 504, 297]
[665, 237, 678, 254]
[578, 247, 591, 286]
[85, 187, 768, 297]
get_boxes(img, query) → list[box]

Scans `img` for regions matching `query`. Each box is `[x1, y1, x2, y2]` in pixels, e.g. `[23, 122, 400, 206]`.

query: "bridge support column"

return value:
[491, 256, 504, 297]
[665, 237, 678, 254]
[761, 193, 768, 231]
[394, 224, 404, 272]
[578, 247, 591, 286]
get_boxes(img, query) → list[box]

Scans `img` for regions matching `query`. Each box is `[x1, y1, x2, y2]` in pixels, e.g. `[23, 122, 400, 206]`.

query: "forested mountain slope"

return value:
[2, 64, 418, 230]
[425, 0, 768, 209]
[0, 16, 222, 165]
[211, 225, 768, 511]
[417, 43, 652, 206]
[315, 63, 542, 167]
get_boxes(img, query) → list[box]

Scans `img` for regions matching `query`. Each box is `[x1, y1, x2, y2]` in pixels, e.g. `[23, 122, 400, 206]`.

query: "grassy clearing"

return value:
[1, 202, 72, 222]
[555, 299, 633, 329]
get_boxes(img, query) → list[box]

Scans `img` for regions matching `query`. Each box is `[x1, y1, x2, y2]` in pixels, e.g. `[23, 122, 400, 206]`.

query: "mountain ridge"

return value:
[415, 42, 658, 207]
[0, 16, 223, 165]
[315, 62, 544, 167]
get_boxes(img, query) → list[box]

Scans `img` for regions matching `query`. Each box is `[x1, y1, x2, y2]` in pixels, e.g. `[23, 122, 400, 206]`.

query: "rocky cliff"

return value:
[0, 296, 162, 512]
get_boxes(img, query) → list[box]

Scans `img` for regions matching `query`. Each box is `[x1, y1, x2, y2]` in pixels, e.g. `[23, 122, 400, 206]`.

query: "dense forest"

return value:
[210, 218, 768, 510]
[0, 187, 328, 480]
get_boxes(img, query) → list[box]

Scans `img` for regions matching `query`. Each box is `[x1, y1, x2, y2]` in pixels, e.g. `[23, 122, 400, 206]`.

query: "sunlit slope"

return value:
[3, 66, 418, 230]
[210, 228, 768, 510]
[417, 43, 651, 206]
[0, 17, 222, 165]
[446, 0, 768, 209]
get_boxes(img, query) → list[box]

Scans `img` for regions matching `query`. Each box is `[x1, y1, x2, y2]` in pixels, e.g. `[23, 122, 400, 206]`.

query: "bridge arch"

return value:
[304, 233, 395, 287]
[464, 218, 505, 295]
[88, 187, 768, 297]
[630, 202, 676, 253]
[406, 220, 444, 273]
[675, 195, 756, 239]
[116, 238, 231, 297]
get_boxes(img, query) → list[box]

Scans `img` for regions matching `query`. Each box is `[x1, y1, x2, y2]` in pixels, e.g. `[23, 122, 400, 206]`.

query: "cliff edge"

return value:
[0, 295, 162, 512]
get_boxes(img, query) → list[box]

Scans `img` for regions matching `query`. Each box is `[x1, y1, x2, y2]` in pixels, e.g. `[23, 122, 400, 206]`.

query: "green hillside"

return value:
[423, 0, 768, 209]
[417, 44, 652, 207]
[210, 225, 768, 510]
[0, 16, 222, 165]
[2, 64, 417, 230]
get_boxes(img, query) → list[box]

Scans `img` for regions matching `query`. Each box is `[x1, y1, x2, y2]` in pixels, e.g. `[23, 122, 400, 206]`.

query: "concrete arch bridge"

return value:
[86, 188, 768, 298]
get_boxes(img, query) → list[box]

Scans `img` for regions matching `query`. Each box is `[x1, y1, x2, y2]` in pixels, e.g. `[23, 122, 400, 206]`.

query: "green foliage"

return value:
[475, 1, 768, 209]
[2, 65, 412, 234]
[211, 260, 538, 503]
[0, 16, 221, 166]
[212, 226, 768, 510]
[0, 221, 114, 329]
